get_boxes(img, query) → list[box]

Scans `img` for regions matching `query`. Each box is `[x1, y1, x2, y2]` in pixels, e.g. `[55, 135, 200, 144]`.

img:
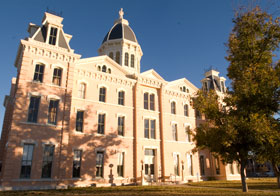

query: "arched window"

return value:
[124, 53, 129, 66]
[109, 52, 113, 59]
[171, 101, 176, 114]
[78, 83, 86, 99]
[185, 126, 191, 142]
[99, 87, 106, 102]
[116, 51, 120, 64]
[97, 66, 101, 71]
[118, 91, 125, 105]
[102, 65, 107, 73]
[130, 54, 135, 68]
[33, 64, 45, 82]
[182, 86, 186, 92]
[184, 104, 189, 117]
[52, 68, 62, 86]
[108, 68, 111, 74]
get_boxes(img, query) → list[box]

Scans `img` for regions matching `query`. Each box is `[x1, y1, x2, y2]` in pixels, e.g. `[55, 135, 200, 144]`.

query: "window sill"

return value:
[20, 121, 62, 128]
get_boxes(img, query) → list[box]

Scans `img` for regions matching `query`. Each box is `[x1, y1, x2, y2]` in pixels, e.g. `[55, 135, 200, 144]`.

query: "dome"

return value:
[102, 9, 138, 44]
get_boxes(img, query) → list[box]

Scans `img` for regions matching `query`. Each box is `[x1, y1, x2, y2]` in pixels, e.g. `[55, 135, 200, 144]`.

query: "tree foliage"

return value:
[192, 6, 280, 192]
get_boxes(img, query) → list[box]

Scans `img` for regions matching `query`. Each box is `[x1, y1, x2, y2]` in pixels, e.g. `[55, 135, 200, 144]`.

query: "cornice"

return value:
[18, 39, 81, 66]
[75, 69, 136, 87]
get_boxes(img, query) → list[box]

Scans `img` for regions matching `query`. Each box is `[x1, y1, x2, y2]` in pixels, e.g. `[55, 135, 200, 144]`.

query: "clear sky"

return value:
[0, 0, 276, 135]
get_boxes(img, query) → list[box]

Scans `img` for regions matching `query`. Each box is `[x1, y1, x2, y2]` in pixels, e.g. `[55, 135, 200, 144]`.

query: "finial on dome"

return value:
[119, 8, 124, 19]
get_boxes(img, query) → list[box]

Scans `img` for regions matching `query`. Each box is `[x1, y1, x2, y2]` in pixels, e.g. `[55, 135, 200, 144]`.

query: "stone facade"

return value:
[0, 10, 240, 190]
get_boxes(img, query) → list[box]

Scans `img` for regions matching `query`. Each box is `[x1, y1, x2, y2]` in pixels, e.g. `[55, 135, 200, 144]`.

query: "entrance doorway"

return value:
[144, 149, 155, 182]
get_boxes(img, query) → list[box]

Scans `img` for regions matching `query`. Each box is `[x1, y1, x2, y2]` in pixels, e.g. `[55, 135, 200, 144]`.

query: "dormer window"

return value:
[49, 27, 58, 45]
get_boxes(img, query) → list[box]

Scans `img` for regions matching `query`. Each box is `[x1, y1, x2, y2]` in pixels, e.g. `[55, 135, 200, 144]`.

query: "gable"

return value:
[166, 78, 198, 94]
[77, 55, 131, 78]
[140, 69, 165, 81]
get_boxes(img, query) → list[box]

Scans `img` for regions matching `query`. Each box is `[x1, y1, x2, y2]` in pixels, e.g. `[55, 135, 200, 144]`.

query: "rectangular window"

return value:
[215, 157, 220, 175]
[52, 68, 62, 86]
[99, 87, 106, 102]
[184, 104, 189, 117]
[49, 27, 58, 45]
[33, 64, 45, 82]
[73, 150, 82, 178]
[150, 94, 155, 111]
[174, 154, 179, 176]
[78, 83, 86, 99]
[187, 154, 193, 176]
[117, 152, 124, 177]
[171, 102, 176, 114]
[199, 155, 205, 176]
[130, 54, 135, 68]
[48, 100, 59, 125]
[20, 144, 34, 178]
[76, 111, 84, 132]
[118, 116, 125, 136]
[150, 120, 155, 139]
[144, 119, 156, 139]
[185, 126, 191, 142]
[27, 96, 40, 123]
[144, 119, 149, 138]
[41, 145, 54, 178]
[124, 53, 129, 66]
[96, 151, 104, 177]
[98, 114, 105, 134]
[144, 93, 149, 109]
[118, 91, 125, 105]
[229, 163, 234, 174]
[172, 124, 178, 141]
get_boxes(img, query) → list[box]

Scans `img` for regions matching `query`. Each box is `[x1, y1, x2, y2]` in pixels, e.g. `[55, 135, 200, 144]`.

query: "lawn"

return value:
[0, 178, 279, 196]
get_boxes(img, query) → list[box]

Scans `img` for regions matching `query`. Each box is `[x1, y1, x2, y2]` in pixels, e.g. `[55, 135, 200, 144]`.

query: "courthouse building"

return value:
[0, 9, 240, 190]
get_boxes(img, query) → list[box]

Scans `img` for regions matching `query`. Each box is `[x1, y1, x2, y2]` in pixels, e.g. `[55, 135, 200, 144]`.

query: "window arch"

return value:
[99, 87, 106, 102]
[97, 66, 101, 71]
[116, 51, 120, 64]
[78, 83, 86, 99]
[182, 86, 186, 92]
[124, 53, 129, 66]
[108, 68, 111, 74]
[171, 101, 176, 114]
[130, 54, 135, 68]
[102, 65, 107, 73]
[184, 104, 189, 117]
[109, 52, 113, 59]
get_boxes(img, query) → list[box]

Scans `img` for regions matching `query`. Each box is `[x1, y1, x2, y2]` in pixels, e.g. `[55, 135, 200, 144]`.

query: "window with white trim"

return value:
[172, 123, 178, 141]
[20, 144, 34, 178]
[144, 93, 155, 111]
[144, 119, 156, 139]
[99, 87, 106, 102]
[118, 116, 125, 136]
[73, 149, 82, 178]
[27, 96, 40, 123]
[98, 114, 105, 134]
[117, 152, 124, 177]
[76, 111, 84, 132]
[33, 64, 45, 83]
[48, 100, 59, 125]
[118, 91, 125, 106]
[41, 145, 54, 178]
[96, 151, 104, 177]
[171, 101, 176, 114]
[52, 68, 62, 86]
[78, 83, 86, 99]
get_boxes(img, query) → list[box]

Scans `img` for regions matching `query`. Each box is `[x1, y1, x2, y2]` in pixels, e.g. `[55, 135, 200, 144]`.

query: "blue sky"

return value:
[0, 0, 276, 134]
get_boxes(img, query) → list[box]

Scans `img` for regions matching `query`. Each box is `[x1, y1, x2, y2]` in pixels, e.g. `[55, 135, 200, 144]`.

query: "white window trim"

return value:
[42, 141, 57, 147]
[74, 107, 86, 113]
[98, 84, 109, 90]
[116, 88, 126, 93]
[143, 115, 157, 120]
[170, 121, 178, 125]
[27, 92, 42, 98]
[47, 95, 61, 101]
[184, 123, 192, 129]
[77, 79, 89, 86]
[116, 113, 127, 118]
[97, 110, 107, 115]
[21, 139, 38, 147]
[169, 99, 177, 103]
[94, 147, 106, 153]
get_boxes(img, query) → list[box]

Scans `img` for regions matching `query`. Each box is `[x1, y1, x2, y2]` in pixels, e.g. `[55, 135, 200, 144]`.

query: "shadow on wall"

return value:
[1, 80, 125, 187]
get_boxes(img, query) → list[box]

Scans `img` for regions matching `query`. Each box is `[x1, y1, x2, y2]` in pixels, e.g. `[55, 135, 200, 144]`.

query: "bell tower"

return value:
[98, 9, 143, 74]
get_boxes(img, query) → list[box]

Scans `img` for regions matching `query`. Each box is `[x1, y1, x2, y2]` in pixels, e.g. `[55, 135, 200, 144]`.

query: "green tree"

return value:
[193, 6, 280, 192]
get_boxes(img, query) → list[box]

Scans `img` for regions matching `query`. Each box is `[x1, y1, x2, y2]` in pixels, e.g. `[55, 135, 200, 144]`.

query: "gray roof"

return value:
[102, 22, 137, 44]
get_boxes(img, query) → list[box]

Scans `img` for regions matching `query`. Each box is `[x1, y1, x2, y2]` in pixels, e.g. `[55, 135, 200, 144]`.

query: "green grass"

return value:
[0, 178, 279, 196]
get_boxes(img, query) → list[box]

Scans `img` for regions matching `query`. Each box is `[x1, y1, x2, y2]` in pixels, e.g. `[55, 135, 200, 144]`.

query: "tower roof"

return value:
[102, 8, 138, 44]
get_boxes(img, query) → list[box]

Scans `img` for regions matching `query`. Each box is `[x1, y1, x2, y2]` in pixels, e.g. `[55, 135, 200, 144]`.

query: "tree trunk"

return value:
[240, 161, 248, 192]
[272, 160, 280, 188]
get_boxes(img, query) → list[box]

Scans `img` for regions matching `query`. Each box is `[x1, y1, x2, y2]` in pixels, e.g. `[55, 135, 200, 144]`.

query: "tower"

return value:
[98, 8, 143, 74]
[201, 69, 226, 95]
